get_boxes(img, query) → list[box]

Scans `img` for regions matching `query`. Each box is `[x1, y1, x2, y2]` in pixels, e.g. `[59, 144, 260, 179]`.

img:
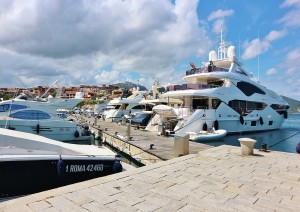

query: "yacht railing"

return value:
[186, 67, 228, 76]
[166, 83, 218, 91]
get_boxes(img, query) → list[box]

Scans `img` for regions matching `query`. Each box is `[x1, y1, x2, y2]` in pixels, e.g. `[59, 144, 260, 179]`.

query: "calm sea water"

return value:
[203, 113, 300, 153]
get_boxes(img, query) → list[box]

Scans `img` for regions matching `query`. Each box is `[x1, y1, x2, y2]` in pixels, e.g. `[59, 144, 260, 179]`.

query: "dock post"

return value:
[126, 123, 131, 140]
[238, 138, 257, 156]
[121, 116, 126, 125]
[174, 134, 189, 157]
[94, 117, 97, 126]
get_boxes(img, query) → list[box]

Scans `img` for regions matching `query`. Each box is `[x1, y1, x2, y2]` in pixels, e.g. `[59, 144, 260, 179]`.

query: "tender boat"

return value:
[0, 128, 122, 198]
[187, 129, 227, 141]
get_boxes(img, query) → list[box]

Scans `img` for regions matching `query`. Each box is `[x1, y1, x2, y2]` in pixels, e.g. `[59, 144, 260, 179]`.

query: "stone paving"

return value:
[1, 145, 300, 211]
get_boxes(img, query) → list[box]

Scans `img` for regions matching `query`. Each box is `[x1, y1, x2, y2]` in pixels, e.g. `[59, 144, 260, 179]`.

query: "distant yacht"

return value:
[162, 31, 289, 134]
[102, 88, 147, 122]
[0, 91, 91, 141]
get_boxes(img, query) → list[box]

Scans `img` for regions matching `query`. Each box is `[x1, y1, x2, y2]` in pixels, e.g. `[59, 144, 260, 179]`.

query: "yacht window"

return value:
[0, 104, 27, 112]
[251, 121, 256, 126]
[270, 104, 289, 110]
[212, 99, 222, 109]
[237, 82, 266, 96]
[131, 105, 144, 110]
[115, 105, 121, 109]
[207, 80, 224, 87]
[193, 98, 208, 109]
[228, 100, 266, 114]
[269, 121, 273, 125]
[9, 110, 51, 120]
[236, 69, 247, 76]
[157, 87, 166, 93]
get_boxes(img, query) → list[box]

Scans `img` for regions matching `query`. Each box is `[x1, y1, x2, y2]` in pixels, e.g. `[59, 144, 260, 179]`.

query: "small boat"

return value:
[0, 128, 122, 198]
[187, 129, 227, 141]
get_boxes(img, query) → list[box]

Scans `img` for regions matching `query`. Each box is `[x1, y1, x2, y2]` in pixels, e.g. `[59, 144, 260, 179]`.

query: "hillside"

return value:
[112, 81, 147, 91]
[282, 96, 300, 113]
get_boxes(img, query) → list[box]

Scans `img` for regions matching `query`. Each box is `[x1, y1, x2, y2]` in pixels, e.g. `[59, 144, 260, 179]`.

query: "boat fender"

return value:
[214, 120, 219, 130]
[296, 142, 300, 154]
[259, 117, 264, 125]
[239, 116, 244, 125]
[57, 158, 64, 179]
[283, 111, 288, 119]
[74, 130, 80, 138]
[36, 124, 40, 134]
[203, 123, 208, 131]
[112, 160, 122, 173]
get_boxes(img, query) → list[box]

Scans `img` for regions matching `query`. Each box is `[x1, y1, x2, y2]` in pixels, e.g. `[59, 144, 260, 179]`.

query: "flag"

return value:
[189, 62, 195, 69]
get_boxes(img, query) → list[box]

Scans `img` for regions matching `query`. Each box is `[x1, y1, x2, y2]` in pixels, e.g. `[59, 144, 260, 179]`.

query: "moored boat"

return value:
[187, 129, 227, 141]
[0, 128, 122, 198]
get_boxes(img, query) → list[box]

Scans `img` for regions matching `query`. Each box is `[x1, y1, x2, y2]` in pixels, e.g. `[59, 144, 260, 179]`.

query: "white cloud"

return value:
[280, 0, 300, 8]
[242, 30, 287, 60]
[207, 9, 234, 34]
[279, 0, 300, 27]
[284, 48, 300, 74]
[266, 68, 278, 75]
[265, 30, 287, 41]
[208, 9, 235, 21]
[0, 0, 211, 87]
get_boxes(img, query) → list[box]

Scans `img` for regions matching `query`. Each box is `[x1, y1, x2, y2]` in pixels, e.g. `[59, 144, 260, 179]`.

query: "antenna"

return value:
[238, 34, 241, 59]
[258, 29, 260, 81]
[218, 29, 227, 60]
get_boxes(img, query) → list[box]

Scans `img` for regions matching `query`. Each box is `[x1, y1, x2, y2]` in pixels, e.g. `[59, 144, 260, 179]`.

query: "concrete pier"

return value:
[1, 145, 300, 211]
[80, 116, 212, 165]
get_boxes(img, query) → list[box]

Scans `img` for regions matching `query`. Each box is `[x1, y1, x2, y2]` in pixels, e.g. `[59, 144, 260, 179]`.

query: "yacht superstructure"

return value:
[162, 32, 289, 134]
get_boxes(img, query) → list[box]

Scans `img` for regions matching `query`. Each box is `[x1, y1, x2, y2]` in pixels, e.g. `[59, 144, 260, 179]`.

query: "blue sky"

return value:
[0, 0, 300, 100]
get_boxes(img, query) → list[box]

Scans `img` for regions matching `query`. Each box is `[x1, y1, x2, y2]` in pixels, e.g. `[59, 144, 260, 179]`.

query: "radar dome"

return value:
[209, 51, 217, 61]
[227, 46, 236, 61]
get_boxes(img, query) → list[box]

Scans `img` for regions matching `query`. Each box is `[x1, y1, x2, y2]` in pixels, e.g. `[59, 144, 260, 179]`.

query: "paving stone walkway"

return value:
[1, 145, 300, 211]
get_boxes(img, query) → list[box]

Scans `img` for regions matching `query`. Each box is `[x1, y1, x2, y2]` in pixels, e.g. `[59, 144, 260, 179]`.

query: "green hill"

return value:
[112, 81, 148, 91]
[282, 96, 300, 113]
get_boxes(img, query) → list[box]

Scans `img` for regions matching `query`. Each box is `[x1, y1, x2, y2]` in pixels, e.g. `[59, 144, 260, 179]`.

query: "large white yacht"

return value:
[102, 88, 147, 122]
[162, 32, 289, 135]
[0, 91, 91, 141]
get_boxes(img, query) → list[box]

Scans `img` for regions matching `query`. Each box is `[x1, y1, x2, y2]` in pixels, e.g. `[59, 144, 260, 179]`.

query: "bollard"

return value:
[126, 123, 131, 140]
[121, 116, 126, 125]
[158, 123, 166, 136]
[174, 134, 189, 157]
[238, 138, 257, 156]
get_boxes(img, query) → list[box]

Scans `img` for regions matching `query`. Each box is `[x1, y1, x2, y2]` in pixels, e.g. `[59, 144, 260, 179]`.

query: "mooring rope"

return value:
[269, 131, 300, 148]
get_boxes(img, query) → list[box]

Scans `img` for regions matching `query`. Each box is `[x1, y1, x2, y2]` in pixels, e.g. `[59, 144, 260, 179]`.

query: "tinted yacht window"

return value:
[9, 110, 51, 120]
[237, 82, 266, 96]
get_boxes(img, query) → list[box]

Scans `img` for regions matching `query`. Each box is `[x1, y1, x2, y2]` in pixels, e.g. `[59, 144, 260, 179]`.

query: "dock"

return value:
[77, 116, 213, 165]
[1, 145, 300, 211]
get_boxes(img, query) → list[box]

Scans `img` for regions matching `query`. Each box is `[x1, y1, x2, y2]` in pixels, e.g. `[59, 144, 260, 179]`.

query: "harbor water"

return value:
[68, 113, 300, 155]
[203, 113, 300, 153]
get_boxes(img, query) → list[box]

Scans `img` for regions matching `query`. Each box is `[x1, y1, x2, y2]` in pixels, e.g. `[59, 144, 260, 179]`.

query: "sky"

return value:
[0, 0, 300, 100]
